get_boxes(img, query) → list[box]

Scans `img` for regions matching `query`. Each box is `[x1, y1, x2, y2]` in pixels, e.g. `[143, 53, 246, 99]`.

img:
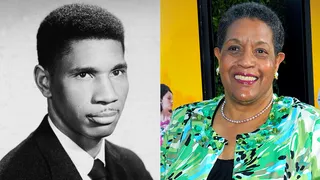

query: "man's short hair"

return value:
[37, 3, 125, 75]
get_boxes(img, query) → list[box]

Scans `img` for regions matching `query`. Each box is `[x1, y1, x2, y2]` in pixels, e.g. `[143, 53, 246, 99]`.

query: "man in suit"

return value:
[0, 3, 152, 180]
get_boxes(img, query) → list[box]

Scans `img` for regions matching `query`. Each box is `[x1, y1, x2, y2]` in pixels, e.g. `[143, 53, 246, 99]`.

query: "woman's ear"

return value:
[214, 47, 222, 66]
[34, 65, 52, 98]
[275, 52, 285, 72]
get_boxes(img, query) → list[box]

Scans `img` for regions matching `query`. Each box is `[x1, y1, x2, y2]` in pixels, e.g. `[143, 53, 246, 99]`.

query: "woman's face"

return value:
[161, 91, 173, 113]
[214, 18, 285, 104]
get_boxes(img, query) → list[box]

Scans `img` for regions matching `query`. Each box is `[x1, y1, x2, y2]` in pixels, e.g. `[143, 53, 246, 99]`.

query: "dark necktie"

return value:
[88, 159, 107, 180]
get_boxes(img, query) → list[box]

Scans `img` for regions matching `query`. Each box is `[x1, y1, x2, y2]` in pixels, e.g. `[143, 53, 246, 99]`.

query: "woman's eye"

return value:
[256, 49, 268, 54]
[228, 46, 239, 51]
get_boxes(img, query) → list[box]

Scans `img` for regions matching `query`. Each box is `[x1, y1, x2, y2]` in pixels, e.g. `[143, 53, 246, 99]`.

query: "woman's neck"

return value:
[161, 112, 171, 121]
[223, 92, 273, 123]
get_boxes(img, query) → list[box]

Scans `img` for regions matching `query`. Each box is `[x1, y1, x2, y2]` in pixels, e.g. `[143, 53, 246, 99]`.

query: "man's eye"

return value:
[111, 69, 125, 77]
[76, 72, 92, 78]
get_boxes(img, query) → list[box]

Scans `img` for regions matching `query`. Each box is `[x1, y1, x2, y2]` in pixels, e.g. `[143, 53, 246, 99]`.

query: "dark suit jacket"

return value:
[0, 115, 153, 180]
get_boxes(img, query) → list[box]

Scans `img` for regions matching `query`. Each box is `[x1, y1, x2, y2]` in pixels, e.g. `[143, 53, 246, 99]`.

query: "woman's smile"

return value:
[234, 72, 258, 85]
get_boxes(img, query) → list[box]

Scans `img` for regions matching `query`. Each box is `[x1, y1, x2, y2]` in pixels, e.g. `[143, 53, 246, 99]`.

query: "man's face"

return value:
[49, 39, 128, 140]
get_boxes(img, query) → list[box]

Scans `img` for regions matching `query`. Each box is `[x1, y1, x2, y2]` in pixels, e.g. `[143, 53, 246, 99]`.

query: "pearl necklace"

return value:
[220, 98, 273, 124]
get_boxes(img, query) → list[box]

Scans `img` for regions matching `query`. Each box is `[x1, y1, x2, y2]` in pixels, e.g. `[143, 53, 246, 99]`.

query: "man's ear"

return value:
[34, 65, 52, 98]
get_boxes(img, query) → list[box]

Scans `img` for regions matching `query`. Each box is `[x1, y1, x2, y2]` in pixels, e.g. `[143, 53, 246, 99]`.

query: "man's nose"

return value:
[91, 78, 118, 105]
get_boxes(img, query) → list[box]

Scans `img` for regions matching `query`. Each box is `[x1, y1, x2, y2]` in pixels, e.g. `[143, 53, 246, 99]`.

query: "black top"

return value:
[207, 159, 234, 180]
[207, 97, 234, 179]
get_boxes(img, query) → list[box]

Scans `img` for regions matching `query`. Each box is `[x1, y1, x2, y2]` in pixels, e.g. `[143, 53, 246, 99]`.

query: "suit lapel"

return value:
[34, 115, 82, 180]
[104, 140, 128, 180]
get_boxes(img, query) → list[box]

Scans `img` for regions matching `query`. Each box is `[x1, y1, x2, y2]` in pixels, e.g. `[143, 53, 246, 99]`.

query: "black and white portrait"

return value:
[0, 0, 159, 179]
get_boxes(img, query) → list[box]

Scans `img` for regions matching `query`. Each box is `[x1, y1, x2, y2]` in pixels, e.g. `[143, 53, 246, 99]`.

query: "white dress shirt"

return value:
[48, 116, 105, 180]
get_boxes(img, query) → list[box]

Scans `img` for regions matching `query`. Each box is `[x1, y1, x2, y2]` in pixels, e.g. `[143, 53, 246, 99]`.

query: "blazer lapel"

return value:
[104, 140, 128, 180]
[34, 115, 82, 180]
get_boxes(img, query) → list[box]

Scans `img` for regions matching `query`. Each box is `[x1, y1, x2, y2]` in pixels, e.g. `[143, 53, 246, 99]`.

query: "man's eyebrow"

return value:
[68, 67, 98, 75]
[111, 63, 128, 71]
[68, 63, 127, 75]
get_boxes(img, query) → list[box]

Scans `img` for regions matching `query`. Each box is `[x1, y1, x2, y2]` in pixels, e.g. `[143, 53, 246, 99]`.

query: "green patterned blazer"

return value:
[161, 95, 320, 180]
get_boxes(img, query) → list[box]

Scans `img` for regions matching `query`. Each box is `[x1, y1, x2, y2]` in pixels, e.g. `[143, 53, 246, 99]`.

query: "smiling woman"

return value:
[214, 17, 284, 105]
[161, 2, 320, 180]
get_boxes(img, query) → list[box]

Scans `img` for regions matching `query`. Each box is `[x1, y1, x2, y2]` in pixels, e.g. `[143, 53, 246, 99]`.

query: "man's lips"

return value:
[234, 73, 258, 85]
[86, 109, 119, 125]
[87, 110, 118, 117]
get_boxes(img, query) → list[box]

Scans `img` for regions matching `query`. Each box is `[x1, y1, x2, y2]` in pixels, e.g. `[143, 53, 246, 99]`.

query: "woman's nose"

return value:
[237, 49, 255, 68]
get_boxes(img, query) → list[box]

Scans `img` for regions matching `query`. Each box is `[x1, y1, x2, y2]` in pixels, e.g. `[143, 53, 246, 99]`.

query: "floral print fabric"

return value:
[161, 94, 320, 180]
[161, 117, 171, 145]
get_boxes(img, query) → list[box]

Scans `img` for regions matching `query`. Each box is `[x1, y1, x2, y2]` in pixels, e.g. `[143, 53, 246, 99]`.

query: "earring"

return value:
[216, 67, 220, 75]
[274, 72, 279, 80]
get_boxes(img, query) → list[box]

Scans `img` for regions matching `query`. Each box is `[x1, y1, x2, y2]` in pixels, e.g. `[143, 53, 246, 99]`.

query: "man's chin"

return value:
[87, 125, 117, 139]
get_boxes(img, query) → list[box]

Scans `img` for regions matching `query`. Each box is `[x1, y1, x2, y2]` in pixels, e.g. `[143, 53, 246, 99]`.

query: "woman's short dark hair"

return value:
[217, 2, 284, 54]
[160, 84, 172, 112]
[161, 84, 172, 100]
[37, 3, 125, 75]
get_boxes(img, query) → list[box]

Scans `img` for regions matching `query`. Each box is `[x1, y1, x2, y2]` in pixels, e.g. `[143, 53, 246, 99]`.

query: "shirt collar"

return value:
[48, 116, 105, 180]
